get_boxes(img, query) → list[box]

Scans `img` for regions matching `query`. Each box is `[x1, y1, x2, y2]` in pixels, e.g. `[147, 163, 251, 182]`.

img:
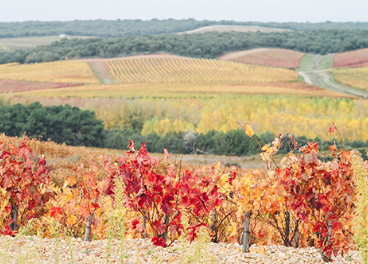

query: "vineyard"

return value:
[0, 61, 99, 84]
[220, 48, 305, 69]
[106, 57, 299, 84]
[0, 79, 82, 93]
[15, 81, 344, 99]
[333, 48, 368, 68]
[0, 124, 367, 263]
[332, 66, 368, 91]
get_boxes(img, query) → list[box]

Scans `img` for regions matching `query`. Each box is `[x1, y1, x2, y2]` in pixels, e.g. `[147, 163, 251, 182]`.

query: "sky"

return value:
[1, 0, 368, 23]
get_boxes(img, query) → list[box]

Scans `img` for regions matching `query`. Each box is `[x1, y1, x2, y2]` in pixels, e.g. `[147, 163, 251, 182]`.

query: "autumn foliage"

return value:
[0, 123, 364, 262]
[0, 137, 51, 236]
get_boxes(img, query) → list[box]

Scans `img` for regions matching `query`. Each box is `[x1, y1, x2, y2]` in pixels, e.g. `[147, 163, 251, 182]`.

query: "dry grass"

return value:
[220, 48, 305, 69]
[0, 61, 100, 84]
[106, 57, 299, 84]
[333, 48, 368, 68]
[13, 81, 345, 99]
[332, 66, 368, 91]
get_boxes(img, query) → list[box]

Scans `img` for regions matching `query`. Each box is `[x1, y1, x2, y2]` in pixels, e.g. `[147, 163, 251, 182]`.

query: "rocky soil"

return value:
[0, 236, 361, 263]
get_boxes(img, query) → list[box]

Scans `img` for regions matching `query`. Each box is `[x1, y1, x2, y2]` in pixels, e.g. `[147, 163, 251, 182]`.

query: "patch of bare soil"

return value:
[87, 61, 119, 84]
[219, 48, 270, 60]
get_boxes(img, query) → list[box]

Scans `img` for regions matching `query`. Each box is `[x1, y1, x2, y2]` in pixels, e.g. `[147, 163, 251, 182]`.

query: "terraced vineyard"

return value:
[106, 57, 299, 84]
[220, 48, 305, 69]
[0, 61, 99, 84]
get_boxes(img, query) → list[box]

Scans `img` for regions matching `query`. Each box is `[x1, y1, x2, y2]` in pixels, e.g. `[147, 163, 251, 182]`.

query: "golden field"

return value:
[0, 61, 99, 84]
[13, 81, 345, 99]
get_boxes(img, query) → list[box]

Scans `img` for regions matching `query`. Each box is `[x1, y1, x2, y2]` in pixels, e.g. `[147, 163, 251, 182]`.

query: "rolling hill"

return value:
[104, 55, 298, 84]
[220, 48, 305, 68]
[0, 54, 343, 99]
[333, 48, 368, 68]
[0, 53, 348, 99]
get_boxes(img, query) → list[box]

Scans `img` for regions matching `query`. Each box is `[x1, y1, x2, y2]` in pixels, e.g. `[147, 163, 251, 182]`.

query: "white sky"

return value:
[1, 0, 368, 23]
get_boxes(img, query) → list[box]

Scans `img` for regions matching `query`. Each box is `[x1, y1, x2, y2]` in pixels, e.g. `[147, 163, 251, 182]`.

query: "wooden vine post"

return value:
[162, 214, 170, 243]
[321, 212, 333, 262]
[294, 219, 300, 248]
[142, 212, 147, 239]
[284, 211, 290, 246]
[241, 211, 251, 253]
[83, 199, 96, 242]
[10, 204, 19, 231]
[211, 209, 218, 243]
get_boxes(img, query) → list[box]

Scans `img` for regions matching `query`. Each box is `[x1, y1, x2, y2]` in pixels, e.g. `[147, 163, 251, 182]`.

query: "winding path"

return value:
[298, 55, 368, 99]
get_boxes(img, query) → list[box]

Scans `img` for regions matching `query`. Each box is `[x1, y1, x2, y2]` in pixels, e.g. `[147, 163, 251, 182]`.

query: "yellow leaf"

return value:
[227, 222, 238, 237]
[219, 174, 228, 186]
[244, 123, 254, 137]
[66, 215, 77, 226]
[261, 144, 270, 151]
[213, 162, 220, 172]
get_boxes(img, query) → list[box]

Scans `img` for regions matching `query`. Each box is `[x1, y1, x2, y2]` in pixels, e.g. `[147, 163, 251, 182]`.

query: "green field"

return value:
[296, 54, 316, 72]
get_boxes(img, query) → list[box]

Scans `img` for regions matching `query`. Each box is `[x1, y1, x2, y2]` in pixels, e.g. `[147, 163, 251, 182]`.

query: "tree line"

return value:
[0, 102, 105, 147]
[1, 102, 366, 158]
[2, 19, 368, 39]
[2, 29, 368, 64]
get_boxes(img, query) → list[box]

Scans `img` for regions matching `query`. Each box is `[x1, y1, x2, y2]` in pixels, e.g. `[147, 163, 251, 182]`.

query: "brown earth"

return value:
[87, 61, 119, 84]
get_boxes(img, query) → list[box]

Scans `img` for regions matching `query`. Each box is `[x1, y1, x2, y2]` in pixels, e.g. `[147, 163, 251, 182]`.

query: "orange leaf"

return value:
[243, 123, 254, 137]
[78, 204, 90, 218]
[50, 207, 64, 221]
[329, 144, 337, 152]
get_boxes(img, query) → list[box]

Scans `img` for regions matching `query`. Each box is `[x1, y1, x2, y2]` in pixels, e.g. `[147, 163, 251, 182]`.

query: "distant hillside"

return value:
[220, 48, 305, 68]
[2, 19, 368, 38]
[178, 25, 291, 34]
[0, 19, 281, 38]
[2, 30, 368, 65]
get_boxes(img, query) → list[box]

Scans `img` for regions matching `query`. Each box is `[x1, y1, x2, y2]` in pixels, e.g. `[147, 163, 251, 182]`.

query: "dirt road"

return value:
[298, 54, 368, 99]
